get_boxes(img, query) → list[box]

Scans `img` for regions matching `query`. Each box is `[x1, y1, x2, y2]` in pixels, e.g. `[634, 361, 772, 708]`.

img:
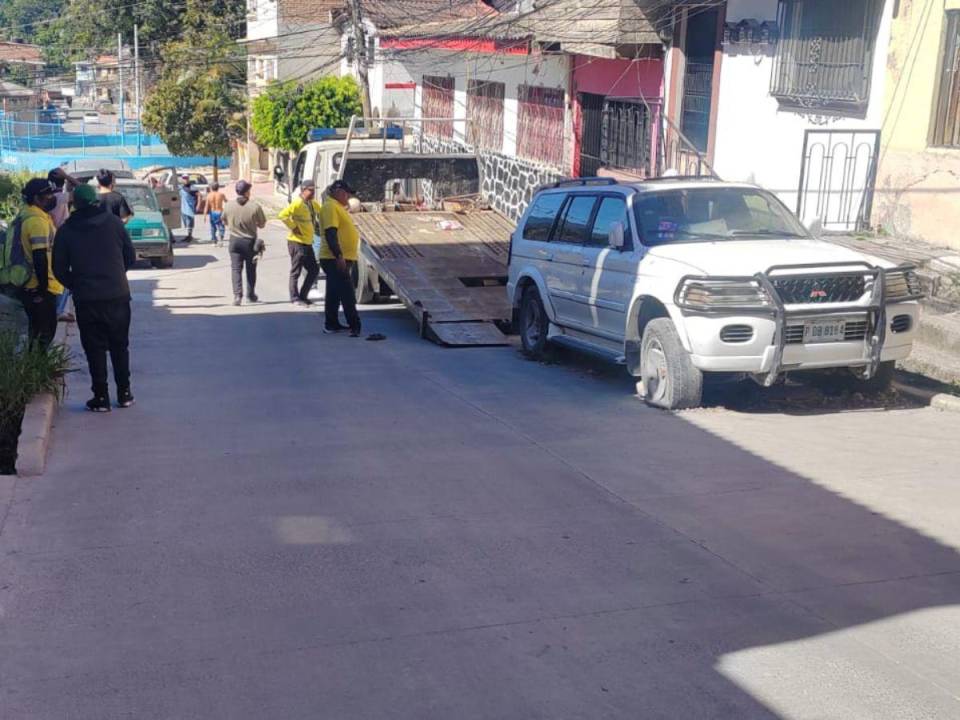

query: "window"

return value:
[589, 197, 629, 247]
[522, 193, 565, 241]
[932, 11, 960, 147]
[517, 85, 565, 167]
[633, 188, 808, 246]
[467, 80, 505, 152]
[422, 76, 455, 138]
[770, 0, 882, 113]
[557, 196, 597, 244]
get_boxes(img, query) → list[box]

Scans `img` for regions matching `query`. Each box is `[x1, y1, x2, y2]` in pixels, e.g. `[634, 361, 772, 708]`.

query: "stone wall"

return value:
[419, 135, 565, 223]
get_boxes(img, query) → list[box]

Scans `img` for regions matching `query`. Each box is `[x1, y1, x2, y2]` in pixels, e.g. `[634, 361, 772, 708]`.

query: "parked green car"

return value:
[86, 178, 175, 268]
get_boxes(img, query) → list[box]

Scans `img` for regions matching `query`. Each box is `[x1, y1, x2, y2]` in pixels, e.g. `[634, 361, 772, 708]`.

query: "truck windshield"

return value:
[119, 186, 160, 213]
[633, 187, 808, 246]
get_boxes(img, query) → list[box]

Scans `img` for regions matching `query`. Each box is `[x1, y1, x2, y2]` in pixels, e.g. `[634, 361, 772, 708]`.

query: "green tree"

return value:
[251, 77, 363, 152]
[142, 33, 245, 180]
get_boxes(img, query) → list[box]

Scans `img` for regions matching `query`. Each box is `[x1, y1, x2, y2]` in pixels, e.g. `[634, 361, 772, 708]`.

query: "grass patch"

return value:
[0, 332, 71, 474]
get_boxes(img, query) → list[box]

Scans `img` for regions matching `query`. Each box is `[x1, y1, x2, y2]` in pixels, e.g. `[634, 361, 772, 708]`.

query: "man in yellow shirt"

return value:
[277, 180, 322, 306]
[318, 179, 361, 336]
[17, 178, 64, 347]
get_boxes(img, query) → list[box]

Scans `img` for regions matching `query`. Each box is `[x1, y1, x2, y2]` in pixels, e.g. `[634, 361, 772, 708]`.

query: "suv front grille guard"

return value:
[674, 262, 923, 386]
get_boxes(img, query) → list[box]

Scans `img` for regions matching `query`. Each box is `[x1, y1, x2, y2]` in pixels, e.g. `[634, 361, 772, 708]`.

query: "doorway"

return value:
[680, 7, 720, 153]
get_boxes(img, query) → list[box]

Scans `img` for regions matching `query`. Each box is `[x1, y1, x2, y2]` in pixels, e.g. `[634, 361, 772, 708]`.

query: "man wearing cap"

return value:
[278, 180, 322, 306]
[13, 178, 64, 348]
[222, 180, 267, 306]
[53, 184, 137, 412]
[318, 179, 362, 336]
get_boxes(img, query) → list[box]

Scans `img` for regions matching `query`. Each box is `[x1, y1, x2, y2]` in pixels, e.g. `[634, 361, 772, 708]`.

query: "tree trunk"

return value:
[212, 156, 219, 183]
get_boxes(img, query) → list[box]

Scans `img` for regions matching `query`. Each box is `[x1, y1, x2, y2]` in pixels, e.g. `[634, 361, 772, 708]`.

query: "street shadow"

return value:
[167, 254, 218, 270]
[29, 271, 960, 719]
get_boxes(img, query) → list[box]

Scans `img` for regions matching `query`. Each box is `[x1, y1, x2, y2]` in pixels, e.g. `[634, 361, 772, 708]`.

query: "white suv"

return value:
[507, 178, 922, 409]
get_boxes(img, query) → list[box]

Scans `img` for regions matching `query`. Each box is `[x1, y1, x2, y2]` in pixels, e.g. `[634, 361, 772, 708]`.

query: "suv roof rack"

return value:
[640, 175, 722, 183]
[544, 177, 619, 189]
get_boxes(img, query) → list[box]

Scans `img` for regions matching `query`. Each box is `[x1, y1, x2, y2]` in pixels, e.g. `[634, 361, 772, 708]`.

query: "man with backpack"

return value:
[0, 178, 63, 348]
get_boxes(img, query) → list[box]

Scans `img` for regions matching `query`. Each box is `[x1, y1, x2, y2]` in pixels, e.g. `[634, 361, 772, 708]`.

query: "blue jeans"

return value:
[209, 211, 225, 242]
[57, 289, 71, 316]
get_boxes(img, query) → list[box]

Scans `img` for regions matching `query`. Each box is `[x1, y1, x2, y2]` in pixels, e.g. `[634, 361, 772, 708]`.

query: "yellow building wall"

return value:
[874, 0, 960, 250]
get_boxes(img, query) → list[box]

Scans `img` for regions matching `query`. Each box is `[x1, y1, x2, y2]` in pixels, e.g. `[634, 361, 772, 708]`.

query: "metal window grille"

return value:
[422, 75, 455, 138]
[932, 11, 960, 147]
[600, 100, 652, 175]
[517, 84, 565, 167]
[466, 80, 505, 152]
[770, 0, 881, 112]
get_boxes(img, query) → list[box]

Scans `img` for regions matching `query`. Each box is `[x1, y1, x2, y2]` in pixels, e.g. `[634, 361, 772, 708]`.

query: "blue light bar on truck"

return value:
[306, 126, 404, 142]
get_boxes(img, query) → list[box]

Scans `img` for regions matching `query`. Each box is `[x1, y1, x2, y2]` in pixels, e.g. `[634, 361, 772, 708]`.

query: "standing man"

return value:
[278, 180, 321, 307]
[203, 181, 227, 246]
[53, 185, 136, 412]
[318, 179, 361, 337]
[48, 167, 78, 322]
[11, 179, 64, 348]
[96, 169, 134, 223]
[222, 180, 266, 306]
[179, 175, 198, 242]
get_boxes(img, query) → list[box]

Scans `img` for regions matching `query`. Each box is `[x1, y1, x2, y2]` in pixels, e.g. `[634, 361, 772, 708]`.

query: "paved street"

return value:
[2, 221, 959, 719]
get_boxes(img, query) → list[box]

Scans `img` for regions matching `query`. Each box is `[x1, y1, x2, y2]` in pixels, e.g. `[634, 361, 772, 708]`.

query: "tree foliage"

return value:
[251, 77, 363, 152]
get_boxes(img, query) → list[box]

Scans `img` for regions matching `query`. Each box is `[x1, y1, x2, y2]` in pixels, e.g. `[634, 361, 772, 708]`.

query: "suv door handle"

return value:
[543, 252, 554, 261]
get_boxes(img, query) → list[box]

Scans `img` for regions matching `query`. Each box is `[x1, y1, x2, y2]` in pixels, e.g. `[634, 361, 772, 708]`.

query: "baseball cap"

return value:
[73, 184, 100, 207]
[235, 180, 252, 195]
[327, 179, 355, 195]
[22, 178, 56, 202]
[301, 179, 316, 190]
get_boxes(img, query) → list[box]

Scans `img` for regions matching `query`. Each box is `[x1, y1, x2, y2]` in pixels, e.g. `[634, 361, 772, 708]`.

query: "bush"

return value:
[0, 170, 32, 222]
[0, 332, 71, 474]
[251, 76, 362, 151]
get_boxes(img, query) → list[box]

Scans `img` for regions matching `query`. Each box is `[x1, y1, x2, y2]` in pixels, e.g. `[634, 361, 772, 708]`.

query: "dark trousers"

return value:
[319, 259, 361, 333]
[288, 241, 319, 301]
[19, 290, 58, 349]
[229, 238, 257, 299]
[75, 299, 131, 397]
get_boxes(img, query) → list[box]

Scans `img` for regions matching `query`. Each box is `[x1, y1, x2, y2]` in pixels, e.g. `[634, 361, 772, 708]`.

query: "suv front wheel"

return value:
[641, 318, 703, 409]
[519, 285, 549, 359]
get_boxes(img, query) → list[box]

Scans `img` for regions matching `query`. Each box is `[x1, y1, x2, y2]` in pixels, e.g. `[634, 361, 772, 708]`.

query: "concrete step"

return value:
[916, 310, 960, 357]
[900, 338, 960, 386]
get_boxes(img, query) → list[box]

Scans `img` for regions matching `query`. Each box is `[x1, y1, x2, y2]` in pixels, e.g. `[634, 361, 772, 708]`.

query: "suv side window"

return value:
[522, 193, 565, 241]
[556, 195, 597, 244]
[588, 196, 630, 248]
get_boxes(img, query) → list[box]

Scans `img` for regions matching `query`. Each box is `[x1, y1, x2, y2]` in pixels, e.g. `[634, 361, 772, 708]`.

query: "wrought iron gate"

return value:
[578, 93, 604, 176]
[797, 129, 881, 232]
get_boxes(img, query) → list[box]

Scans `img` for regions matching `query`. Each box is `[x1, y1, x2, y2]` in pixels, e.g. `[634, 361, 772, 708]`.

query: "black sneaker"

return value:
[86, 395, 111, 413]
[247, 294, 259, 303]
[292, 299, 308, 307]
[349, 328, 362, 338]
[117, 389, 135, 408]
[322, 325, 341, 334]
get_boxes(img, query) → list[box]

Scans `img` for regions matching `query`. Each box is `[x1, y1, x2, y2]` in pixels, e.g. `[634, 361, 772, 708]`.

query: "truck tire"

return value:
[849, 360, 895, 394]
[519, 285, 549, 359]
[152, 252, 174, 269]
[353, 257, 376, 304]
[641, 318, 703, 409]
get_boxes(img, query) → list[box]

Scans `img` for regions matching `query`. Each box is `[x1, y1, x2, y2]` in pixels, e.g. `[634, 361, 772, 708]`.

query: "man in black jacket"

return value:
[53, 184, 136, 412]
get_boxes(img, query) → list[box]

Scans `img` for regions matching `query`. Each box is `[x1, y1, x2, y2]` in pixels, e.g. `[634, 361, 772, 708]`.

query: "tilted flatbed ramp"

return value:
[353, 210, 514, 346]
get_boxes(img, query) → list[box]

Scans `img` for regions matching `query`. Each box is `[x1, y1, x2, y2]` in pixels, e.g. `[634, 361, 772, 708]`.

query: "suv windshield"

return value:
[633, 187, 808, 246]
[119, 186, 160, 213]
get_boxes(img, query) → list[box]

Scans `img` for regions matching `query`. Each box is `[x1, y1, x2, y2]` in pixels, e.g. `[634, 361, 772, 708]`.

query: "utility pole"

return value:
[134, 23, 142, 156]
[117, 32, 125, 140]
[348, 0, 373, 123]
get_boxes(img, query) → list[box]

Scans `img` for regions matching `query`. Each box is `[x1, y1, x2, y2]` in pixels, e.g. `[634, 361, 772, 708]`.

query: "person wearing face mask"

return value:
[14, 178, 64, 348]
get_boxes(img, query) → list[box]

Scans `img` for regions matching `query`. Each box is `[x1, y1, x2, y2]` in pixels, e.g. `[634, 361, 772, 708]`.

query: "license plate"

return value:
[803, 318, 846, 343]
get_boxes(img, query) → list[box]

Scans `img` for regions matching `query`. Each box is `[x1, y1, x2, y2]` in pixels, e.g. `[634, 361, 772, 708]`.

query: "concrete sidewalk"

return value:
[2, 224, 960, 719]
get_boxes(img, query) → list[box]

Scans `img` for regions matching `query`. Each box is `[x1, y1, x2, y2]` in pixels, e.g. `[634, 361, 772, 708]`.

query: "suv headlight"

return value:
[884, 269, 922, 301]
[676, 278, 772, 311]
[141, 227, 165, 238]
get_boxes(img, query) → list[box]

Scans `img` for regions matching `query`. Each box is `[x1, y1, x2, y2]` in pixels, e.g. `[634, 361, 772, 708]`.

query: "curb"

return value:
[892, 379, 960, 413]
[15, 316, 70, 477]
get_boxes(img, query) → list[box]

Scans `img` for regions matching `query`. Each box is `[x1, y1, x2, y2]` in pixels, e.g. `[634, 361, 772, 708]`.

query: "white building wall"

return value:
[246, 0, 279, 41]
[711, 0, 893, 224]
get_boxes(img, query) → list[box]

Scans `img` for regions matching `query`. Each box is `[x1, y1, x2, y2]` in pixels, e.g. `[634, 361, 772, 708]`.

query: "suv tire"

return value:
[641, 318, 703, 409]
[519, 285, 549, 359]
[353, 257, 377, 304]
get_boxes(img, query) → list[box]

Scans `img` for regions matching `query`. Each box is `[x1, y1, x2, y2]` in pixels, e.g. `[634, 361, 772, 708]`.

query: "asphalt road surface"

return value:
[2, 223, 959, 719]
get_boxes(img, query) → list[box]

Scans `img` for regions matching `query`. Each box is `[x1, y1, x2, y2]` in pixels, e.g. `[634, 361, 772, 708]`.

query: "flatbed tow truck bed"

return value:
[353, 209, 514, 346]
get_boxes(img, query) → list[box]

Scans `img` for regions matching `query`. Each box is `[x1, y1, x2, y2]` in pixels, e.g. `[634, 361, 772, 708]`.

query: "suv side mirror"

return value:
[609, 221, 625, 250]
[273, 165, 285, 181]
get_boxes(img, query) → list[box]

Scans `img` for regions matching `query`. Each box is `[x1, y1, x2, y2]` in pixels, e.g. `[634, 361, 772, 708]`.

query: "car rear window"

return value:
[522, 193, 565, 241]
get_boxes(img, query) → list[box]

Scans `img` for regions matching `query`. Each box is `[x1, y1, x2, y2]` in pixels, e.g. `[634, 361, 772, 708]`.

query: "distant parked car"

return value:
[83, 111, 100, 123]
[122, 119, 141, 133]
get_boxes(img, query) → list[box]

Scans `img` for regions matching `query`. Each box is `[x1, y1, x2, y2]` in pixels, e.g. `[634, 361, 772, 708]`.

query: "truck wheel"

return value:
[641, 318, 703, 409]
[353, 258, 376, 304]
[519, 285, 549, 359]
[849, 360, 895, 395]
[153, 253, 174, 269]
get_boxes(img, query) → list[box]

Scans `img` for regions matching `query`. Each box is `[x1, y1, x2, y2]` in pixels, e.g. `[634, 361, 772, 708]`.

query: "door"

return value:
[578, 195, 638, 339]
[143, 166, 180, 230]
[578, 93, 604, 176]
[545, 195, 597, 327]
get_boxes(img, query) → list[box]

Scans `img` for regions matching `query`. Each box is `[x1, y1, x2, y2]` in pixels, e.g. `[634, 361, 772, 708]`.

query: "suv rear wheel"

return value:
[519, 285, 549, 359]
[641, 318, 703, 409]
